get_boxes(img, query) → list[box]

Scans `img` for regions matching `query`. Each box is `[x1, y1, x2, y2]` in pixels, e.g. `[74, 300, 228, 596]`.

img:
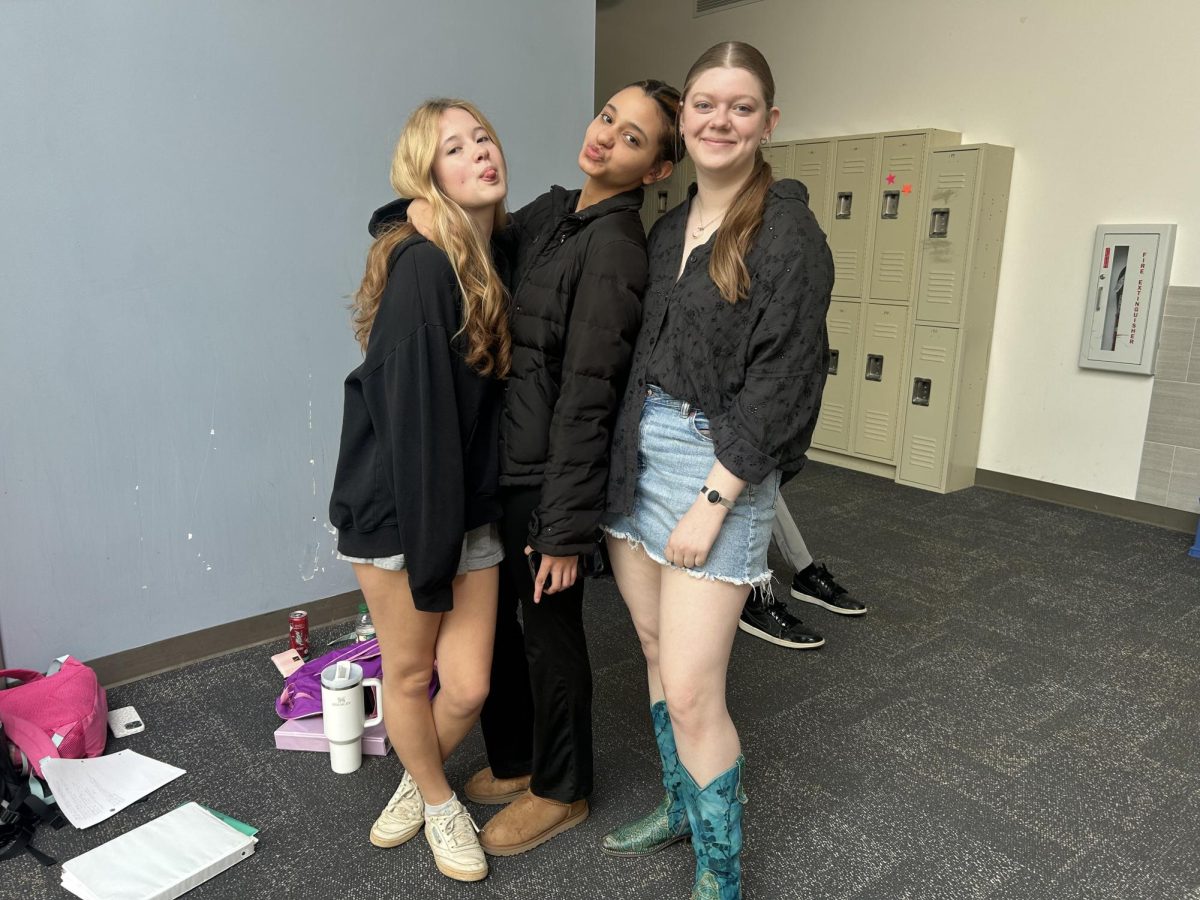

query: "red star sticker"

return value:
[886, 173, 896, 185]
[901, 183, 913, 194]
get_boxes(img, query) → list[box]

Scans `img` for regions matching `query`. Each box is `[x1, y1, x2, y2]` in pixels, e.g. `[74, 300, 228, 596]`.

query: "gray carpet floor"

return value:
[8, 462, 1200, 899]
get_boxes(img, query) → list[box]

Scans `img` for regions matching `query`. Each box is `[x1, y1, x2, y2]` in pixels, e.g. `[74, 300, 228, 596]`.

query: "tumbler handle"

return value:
[362, 677, 384, 728]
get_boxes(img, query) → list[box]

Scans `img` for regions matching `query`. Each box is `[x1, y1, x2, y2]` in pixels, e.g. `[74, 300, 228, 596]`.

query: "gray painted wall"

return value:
[0, 1, 595, 669]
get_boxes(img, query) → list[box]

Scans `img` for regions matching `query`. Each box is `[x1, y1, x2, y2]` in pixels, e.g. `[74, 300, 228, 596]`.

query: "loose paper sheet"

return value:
[42, 750, 186, 829]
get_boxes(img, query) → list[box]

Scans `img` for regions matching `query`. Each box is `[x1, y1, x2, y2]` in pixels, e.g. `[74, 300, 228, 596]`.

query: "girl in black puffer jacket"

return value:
[463, 81, 686, 856]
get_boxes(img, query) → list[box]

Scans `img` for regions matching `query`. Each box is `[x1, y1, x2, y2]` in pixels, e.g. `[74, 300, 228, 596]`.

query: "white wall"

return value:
[0, 0, 596, 669]
[597, 0, 1200, 498]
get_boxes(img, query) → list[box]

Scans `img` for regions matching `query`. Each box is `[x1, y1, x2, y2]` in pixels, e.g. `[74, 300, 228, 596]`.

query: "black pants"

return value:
[479, 486, 593, 803]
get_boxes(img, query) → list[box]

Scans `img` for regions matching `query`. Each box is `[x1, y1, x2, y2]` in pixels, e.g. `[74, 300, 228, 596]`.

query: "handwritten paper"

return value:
[42, 750, 186, 828]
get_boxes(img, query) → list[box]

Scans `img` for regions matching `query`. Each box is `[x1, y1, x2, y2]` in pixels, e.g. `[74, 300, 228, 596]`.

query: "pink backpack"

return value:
[0, 657, 109, 778]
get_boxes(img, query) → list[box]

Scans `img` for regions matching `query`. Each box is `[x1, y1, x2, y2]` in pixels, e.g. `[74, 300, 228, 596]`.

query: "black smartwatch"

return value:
[700, 485, 734, 510]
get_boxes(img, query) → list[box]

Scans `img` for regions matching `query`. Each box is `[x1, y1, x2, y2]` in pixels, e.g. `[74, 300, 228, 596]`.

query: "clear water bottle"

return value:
[354, 602, 376, 643]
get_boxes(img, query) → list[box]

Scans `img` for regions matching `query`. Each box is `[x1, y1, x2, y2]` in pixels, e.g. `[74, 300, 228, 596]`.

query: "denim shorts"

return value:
[602, 386, 780, 587]
[336, 522, 504, 573]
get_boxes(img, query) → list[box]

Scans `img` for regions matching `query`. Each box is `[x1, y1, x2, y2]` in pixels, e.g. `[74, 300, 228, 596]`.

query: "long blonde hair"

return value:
[351, 99, 511, 377]
[682, 42, 776, 304]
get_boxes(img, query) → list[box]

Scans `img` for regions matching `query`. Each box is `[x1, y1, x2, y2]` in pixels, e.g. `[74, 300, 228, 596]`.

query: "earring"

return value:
[760, 137, 769, 145]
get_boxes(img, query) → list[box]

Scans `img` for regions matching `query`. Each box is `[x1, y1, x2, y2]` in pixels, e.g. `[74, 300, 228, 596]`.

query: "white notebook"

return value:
[60, 802, 257, 900]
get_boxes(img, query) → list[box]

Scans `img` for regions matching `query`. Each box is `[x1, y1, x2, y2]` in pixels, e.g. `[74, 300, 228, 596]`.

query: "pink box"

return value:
[273, 716, 391, 756]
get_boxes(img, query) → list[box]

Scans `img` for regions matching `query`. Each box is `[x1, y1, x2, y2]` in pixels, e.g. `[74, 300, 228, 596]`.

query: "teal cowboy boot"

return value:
[680, 755, 746, 900]
[601, 701, 691, 856]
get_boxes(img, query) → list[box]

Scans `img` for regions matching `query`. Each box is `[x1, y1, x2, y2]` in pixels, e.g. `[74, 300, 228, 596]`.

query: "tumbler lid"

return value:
[321, 660, 362, 690]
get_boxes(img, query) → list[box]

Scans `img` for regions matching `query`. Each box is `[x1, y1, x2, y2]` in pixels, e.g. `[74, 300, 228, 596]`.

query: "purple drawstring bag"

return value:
[275, 639, 438, 720]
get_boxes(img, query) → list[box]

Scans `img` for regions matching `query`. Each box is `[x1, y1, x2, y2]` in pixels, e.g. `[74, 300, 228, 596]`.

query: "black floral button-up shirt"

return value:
[606, 179, 834, 515]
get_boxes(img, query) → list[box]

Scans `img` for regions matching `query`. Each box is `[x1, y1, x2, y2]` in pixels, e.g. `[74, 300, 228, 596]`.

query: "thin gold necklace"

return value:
[691, 195, 727, 238]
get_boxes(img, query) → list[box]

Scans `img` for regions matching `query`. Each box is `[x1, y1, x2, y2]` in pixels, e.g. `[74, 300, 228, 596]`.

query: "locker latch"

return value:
[657, 191, 669, 214]
[929, 208, 950, 238]
[881, 191, 900, 219]
[912, 377, 932, 406]
[865, 354, 884, 382]
[835, 192, 853, 219]
[828, 349, 839, 375]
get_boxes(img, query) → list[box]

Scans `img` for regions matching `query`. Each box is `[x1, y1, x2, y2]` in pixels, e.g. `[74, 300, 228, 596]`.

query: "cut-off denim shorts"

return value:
[602, 385, 780, 587]
[337, 522, 504, 574]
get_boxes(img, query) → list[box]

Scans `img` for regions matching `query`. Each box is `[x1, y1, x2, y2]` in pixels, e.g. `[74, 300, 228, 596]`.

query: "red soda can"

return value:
[288, 610, 310, 657]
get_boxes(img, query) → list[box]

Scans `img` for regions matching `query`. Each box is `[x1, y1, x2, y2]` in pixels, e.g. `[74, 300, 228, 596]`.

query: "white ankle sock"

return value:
[424, 793, 458, 817]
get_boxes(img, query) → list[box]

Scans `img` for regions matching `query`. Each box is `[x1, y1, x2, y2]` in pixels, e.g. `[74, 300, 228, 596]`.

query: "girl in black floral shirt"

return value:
[601, 43, 833, 899]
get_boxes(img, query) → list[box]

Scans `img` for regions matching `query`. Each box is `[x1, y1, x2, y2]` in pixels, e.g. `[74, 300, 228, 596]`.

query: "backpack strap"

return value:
[1, 714, 62, 777]
[0, 728, 62, 866]
[0, 669, 44, 687]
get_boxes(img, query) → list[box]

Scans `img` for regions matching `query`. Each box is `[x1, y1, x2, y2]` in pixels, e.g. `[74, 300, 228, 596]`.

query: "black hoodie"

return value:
[328, 205, 505, 612]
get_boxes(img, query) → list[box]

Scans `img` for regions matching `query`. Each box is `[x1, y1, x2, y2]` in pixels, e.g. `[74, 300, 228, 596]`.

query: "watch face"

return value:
[707, 490, 720, 503]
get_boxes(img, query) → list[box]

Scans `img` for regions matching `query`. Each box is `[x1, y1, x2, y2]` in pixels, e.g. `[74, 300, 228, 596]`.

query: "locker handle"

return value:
[835, 192, 853, 219]
[828, 349, 839, 375]
[929, 208, 950, 238]
[912, 377, 932, 406]
[656, 190, 669, 214]
[865, 354, 884, 382]
[881, 191, 900, 219]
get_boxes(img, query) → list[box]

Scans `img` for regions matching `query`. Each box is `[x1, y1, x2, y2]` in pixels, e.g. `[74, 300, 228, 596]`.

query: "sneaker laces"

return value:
[440, 806, 481, 849]
[385, 775, 419, 813]
[764, 595, 802, 628]
[811, 564, 847, 597]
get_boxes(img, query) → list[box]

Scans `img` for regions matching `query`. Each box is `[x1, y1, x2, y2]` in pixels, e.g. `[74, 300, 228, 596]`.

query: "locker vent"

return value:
[908, 436, 938, 469]
[877, 251, 906, 283]
[919, 346, 949, 364]
[841, 159, 868, 175]
[694, 0, 765, 16]
[833, 249, 859, 274]
[862, 410, 891, 442]
[828, 318, 853, 335]
[936, 172, 968, 190]
[872, 321, 901, 340]
[924, 271, 956, 302]
[819, 404, 846, 431]
[889, 155, 916, 174]
[797, 162, 823, 178]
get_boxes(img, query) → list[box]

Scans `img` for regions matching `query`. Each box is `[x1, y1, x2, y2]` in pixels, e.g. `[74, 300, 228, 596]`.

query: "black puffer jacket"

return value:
[504, 185, 647, 556]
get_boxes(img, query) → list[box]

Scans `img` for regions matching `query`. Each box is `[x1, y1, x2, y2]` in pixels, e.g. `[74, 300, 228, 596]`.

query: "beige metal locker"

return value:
[828, 136, 880, 300]
[868, 132, 928, 302]
[762, 142, 792, 179]
[851, 303, 908, 461]
[915, 148, 980, 324]
[897, 326, 958, 487]
[812, 300, 861, 451]
[639, 156, 696, 233]
[898, 143, 1014, 492]
[792, 140, 834, 234]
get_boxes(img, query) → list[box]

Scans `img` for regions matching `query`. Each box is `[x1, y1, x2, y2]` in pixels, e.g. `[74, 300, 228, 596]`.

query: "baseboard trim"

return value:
[87, 589, 365, 688]
[975, 469, 1199, 535]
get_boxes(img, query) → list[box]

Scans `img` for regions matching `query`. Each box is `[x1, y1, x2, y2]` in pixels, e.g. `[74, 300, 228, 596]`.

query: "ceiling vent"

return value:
[694, 0, 766, 17]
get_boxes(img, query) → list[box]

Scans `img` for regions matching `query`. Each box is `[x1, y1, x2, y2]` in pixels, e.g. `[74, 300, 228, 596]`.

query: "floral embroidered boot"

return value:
[601, 701, 691, 856]
[680, 755, 746, 900]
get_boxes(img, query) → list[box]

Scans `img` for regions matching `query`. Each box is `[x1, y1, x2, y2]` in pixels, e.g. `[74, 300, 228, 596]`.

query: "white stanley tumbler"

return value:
[320, 660, 383, 774]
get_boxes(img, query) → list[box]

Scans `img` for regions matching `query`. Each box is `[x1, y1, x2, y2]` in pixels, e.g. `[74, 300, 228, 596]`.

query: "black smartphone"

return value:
[526, 551, 551, 590]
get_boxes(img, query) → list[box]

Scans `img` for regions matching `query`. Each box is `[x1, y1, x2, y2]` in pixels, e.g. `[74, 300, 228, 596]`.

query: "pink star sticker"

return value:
[886, 173, 896, 185]
[901, 183, 913, 194]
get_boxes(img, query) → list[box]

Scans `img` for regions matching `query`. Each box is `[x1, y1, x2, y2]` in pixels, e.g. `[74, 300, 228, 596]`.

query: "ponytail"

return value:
[709, 153, 772, 303]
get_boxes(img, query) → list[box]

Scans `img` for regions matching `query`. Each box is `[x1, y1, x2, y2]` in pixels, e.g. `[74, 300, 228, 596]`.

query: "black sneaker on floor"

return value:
[738, 590, 825, 649]
[791, 563, 867, 615]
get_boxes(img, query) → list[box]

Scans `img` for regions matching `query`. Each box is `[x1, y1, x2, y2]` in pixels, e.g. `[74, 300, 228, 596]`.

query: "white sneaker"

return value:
[424, 797, 488, 882]
[370, 771, 424, 848]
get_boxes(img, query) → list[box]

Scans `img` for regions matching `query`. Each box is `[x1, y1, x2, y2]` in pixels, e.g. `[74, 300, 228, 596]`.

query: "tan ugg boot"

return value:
[478, 790, 588, 856]
[463, 767, 532, 805]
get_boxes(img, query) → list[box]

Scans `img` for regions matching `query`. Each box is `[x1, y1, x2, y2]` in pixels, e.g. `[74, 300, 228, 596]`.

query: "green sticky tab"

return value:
[198, 804, 259, 837]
